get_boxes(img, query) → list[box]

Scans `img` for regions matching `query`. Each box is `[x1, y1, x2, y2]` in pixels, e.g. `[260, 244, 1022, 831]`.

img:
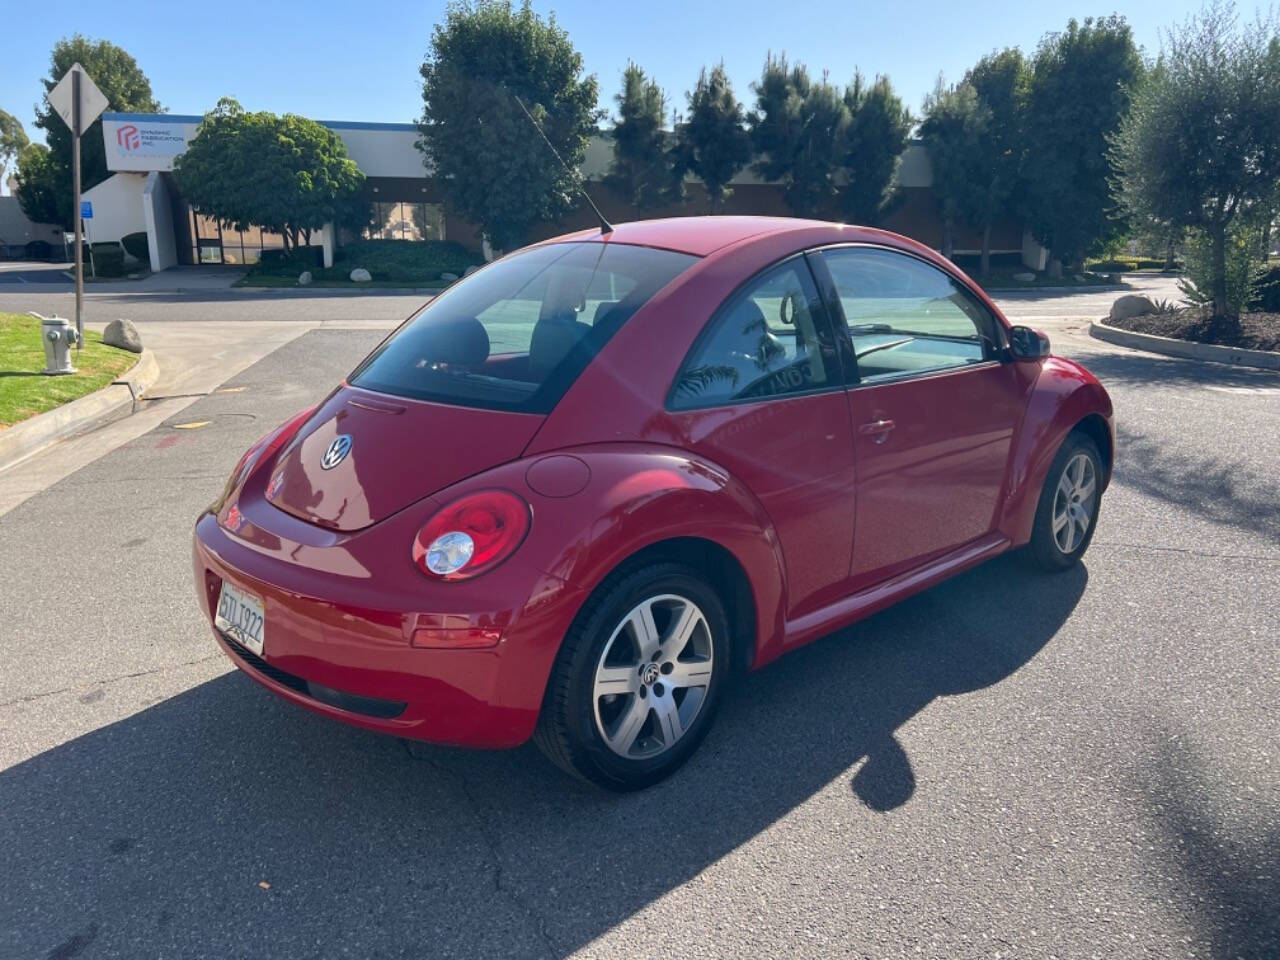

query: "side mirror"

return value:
[1009, 325, 1051, 361]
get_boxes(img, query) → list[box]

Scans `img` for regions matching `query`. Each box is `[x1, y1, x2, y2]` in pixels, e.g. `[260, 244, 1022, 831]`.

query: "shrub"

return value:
[1252, 264, 1280, 312]
[257, 246, 324, 273]
[121, 231, 150, 263]
[92, 245, 126, 277]
[323, 240, 478, 282]
[951, 252, 1024, 272]
[1088, 259, 1137, 273]
[1178, 226, 1264, 316]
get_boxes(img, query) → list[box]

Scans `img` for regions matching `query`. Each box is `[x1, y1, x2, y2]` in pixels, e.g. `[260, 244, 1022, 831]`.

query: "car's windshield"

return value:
[350, 242, 698, 413]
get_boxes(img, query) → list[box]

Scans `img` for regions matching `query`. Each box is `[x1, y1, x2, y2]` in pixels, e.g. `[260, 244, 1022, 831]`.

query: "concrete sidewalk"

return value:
[0, 319, 316, 518]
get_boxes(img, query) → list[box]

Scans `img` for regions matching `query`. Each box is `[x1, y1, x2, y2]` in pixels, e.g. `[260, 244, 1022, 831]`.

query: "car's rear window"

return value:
[350, 242, 698, 413]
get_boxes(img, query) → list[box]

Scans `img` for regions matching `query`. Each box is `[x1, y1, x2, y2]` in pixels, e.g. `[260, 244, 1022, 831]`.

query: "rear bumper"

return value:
[193, 512, 584, 748]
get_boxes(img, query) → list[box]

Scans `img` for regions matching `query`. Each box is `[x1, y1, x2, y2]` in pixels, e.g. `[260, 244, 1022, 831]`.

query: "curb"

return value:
[0, 349, 160, 473]
[1089, 320, 1280, 371]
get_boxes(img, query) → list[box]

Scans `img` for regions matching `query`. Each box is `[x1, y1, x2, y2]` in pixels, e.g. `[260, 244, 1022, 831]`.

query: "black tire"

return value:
[534, 561, 731, 791]
[1025, 431, 1103, 571]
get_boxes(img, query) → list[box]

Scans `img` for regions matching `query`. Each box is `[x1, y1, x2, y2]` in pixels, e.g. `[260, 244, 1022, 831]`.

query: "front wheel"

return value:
[534, 562, 730, 791]
[1025, 431, 1103, 571]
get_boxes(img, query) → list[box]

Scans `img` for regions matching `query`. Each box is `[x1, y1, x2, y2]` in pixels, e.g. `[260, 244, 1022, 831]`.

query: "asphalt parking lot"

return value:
[1, 278, 1277, 958]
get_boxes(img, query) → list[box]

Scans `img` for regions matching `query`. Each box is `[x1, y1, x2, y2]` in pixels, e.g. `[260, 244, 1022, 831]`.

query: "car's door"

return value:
[667, 255, 858, 618]
[810, 245, 1028, 591]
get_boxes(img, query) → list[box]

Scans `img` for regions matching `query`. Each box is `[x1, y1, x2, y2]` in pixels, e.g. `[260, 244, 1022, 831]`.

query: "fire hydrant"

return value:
[31, 312, 79, 375]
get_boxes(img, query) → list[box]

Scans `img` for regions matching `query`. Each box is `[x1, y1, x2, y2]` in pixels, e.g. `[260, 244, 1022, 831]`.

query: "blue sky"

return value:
[3, 0, 1206, 145]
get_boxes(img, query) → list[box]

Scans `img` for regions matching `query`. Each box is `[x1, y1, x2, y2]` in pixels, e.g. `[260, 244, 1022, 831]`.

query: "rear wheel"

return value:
[1026, 431, 1103, 571]
[534, 562, 730, 790]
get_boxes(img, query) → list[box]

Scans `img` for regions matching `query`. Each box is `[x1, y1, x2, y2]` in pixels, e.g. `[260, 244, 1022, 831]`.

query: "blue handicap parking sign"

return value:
[80, 201, 93, 219]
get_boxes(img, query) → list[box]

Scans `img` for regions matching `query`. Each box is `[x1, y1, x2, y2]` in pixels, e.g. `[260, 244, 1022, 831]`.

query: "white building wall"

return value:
[326, 123, 426, 178]
[0, 196, 64, 251]
[103, 115, 429, 179]
[81, 173, 147, 245]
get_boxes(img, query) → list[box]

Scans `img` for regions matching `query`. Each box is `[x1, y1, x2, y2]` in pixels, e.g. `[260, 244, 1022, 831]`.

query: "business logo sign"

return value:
[117, 124, 140, 151]
[103, 118, 193, 171]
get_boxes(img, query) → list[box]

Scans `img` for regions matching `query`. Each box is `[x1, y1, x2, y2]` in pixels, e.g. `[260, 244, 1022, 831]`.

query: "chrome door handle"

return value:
[858, 419, 896, 444]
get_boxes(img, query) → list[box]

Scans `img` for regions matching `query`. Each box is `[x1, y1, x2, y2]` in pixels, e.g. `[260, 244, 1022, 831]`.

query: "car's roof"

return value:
[554, 216, 848, 257]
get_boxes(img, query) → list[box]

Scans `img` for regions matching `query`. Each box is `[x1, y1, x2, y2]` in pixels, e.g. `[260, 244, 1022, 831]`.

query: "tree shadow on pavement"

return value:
[0, 555, 1085, 959]
[1071, 349, 1280, 390]
[1113, 425, 1280, 539]
[1136, 735, 1280, 960]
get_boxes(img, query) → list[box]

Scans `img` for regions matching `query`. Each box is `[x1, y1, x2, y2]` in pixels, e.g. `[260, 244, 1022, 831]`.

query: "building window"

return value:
[185, 206, 321, 265]
[364, 202, 445, 242]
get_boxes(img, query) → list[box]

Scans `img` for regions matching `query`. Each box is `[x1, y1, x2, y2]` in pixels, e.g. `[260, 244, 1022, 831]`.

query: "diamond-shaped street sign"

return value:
[47, 63, 109, 134]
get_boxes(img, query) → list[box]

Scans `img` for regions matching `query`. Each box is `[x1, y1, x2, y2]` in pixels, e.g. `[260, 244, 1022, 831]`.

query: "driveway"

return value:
[0, 276, 1276, 959]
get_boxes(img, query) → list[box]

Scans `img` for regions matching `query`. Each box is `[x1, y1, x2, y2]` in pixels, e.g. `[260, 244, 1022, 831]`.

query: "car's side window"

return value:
[819, 247, 1001, 383]
[669, 258, 841, 409]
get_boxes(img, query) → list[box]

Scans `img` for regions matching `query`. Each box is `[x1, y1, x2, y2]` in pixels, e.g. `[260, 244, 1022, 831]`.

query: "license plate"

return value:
[215, 581, 265, 655]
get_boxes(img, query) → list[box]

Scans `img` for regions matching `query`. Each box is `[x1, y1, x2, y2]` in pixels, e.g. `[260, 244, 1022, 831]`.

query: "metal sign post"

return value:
[46, 63, 108, 351]
[72, 69, 82, 348]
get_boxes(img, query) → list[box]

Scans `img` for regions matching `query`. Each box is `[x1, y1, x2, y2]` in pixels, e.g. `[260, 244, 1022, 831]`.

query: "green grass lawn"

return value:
[0, 312, 138, 428]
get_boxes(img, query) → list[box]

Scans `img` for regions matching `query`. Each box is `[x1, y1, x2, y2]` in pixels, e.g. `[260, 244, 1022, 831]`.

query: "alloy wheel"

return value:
[1051, 452, 1097, 554]
[592, 594, 715, 759]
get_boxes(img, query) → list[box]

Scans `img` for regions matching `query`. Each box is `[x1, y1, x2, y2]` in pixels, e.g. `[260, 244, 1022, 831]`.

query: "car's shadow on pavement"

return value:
[1, 555, 1085, 959]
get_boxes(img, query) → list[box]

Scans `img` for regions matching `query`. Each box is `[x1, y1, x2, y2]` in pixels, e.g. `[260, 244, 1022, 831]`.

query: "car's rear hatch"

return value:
[264, 385, 543, 532]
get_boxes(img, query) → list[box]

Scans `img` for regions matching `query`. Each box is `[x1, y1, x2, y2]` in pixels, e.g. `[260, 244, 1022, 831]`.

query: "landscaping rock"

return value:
[440, 272, 459, 282]
[350, 268, 372, 283]
[102, 319, 143, 354]
[1110, 294, 1157, 321]
[298, 271, 313, 286]
[1012, 272, 1036, 282]
[464, 265, 481, 276]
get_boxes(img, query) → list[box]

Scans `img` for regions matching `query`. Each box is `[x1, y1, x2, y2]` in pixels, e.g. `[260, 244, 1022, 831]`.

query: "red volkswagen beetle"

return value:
[194, 217, 1113, 790]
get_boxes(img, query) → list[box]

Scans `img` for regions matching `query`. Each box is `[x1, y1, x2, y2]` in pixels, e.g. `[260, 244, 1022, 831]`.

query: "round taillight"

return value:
[412, 490, 531, 581]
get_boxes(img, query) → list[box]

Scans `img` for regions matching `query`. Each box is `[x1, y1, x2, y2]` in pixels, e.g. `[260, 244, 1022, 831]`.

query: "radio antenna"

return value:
[513, 94, 613, 235]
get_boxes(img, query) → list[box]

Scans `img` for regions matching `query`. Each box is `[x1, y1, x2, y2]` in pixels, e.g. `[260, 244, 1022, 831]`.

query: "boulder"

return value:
[102, 319, 143, 353]
[440, 272, 459, 282]
[350, 268, 372, 283]
[464, 264, 481, 276]
[298, 270, 313, 286]
[1109, 294, 1157, 321]
[1012, 272, 1036, 282]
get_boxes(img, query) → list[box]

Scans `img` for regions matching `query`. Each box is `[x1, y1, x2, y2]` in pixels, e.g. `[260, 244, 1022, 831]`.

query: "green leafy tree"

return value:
[173, 99, 365, 252]
[417, 0, 600, 251]
[606, 62, 672, 209]
[13, 143, 58, 224]
[0, 109, 29, 192]
[18, 35, 161, 228]
[1023, 16, 1143, 270]
[1112, 2, 1280, 323]
[749, 56, 849, 216]
[674, 63, 752, 213]
[919, 81, 991, 260]
[840, 72, 913, 225]
[963, 48, 1028, 275]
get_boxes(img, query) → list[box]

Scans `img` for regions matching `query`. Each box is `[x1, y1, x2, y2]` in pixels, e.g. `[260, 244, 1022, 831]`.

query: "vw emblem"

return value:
[320, 434, 353, 470]
[641, 663, 661, 686]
